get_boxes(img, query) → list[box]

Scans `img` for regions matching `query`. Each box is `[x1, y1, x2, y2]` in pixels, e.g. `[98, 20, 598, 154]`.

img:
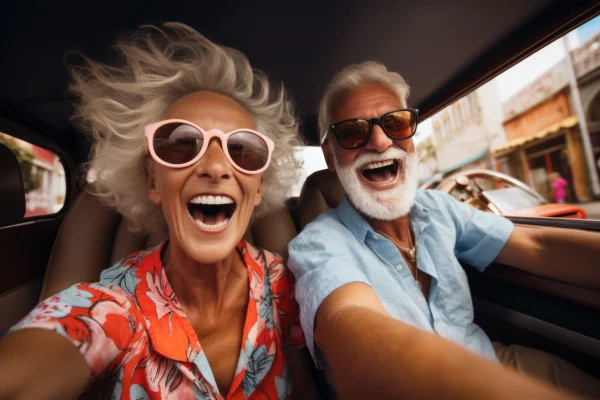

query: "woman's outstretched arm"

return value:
[0, 328, 90, 400]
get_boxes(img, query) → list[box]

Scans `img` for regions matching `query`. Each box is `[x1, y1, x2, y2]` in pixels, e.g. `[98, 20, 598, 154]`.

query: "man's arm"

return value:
[315, 283, 581, 400]
[494, 225, 600, 290]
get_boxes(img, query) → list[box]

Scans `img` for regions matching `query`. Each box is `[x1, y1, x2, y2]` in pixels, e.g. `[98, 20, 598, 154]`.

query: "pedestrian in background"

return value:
[550, 172, 569, 204]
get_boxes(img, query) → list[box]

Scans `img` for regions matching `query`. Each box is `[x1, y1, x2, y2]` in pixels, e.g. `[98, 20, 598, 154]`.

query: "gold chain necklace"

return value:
[375, 224, 422, 290]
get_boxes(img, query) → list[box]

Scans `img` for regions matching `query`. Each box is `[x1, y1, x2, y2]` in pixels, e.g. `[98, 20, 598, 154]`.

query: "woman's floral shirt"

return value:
[10, 241, 305, 399]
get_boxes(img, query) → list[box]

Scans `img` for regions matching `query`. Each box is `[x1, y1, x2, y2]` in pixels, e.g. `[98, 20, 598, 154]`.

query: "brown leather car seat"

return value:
[293, 169, 345, 231]
[39, 191, 297, 300]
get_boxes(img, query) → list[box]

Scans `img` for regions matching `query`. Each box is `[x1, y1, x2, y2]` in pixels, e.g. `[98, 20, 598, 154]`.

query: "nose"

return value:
[365, 123, 394, 152]
[195, 138, 232, 180]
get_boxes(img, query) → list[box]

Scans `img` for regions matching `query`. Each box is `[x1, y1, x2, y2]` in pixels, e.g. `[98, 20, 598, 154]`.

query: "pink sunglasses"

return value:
[144, 119, 274, 174]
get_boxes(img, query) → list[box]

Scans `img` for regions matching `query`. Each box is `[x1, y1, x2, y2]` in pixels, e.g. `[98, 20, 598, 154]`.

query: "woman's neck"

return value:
[162, 241, 248, 319]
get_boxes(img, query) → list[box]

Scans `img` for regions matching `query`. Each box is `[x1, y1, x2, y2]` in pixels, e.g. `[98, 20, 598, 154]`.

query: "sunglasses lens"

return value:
[382, 110, 416, 139]
[334, 119, 370, 149]
[153, 123, 203, 165]
[227, 131, 270, 171]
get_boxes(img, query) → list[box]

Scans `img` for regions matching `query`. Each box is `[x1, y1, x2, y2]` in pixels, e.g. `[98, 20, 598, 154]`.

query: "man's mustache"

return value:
[353, 148, 415, 170]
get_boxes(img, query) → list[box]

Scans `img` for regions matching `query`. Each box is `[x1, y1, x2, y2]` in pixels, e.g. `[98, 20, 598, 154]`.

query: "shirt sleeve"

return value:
[9, 282, 140, 381]
[287, 223, 370, 367]
[434, 191, 514, 271]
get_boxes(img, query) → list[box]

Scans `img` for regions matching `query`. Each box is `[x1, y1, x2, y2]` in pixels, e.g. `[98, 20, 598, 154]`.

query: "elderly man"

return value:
[288, 61, 600, 399]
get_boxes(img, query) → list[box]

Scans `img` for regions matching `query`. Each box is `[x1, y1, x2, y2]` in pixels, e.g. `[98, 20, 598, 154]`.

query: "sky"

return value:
[297, 15, 600, 181]
[579, 16, 600, 43]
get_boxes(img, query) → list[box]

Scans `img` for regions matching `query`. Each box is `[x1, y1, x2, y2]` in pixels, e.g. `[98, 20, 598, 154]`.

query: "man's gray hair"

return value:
[318, 61, 411, 142]
[71, 23, 301, 233]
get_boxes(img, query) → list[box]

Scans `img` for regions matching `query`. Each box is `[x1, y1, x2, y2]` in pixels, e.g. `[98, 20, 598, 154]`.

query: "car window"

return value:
[293, 146, 328, 196]
[415, 15, 600, 221]
[0, 132, 66, 218]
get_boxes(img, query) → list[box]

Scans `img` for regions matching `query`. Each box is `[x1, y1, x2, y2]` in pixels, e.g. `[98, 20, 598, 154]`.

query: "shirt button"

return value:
[396, 265, 403, 271]
[417, 296, 424, 302]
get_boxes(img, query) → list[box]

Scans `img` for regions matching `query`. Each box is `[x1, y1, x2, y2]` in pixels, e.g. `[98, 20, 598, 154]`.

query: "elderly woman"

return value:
[0, 23, 318, 399]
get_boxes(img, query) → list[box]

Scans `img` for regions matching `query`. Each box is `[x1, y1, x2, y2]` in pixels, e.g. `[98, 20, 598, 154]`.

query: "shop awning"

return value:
[493, 115, 578, 154]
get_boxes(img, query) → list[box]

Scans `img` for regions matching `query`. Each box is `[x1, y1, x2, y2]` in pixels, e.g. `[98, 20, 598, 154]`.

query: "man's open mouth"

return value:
[187, 195, 237, 231]
[360, 159, 401, 184]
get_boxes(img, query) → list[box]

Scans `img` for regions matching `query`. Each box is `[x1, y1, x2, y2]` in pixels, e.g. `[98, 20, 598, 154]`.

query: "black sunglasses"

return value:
[323, 108, 419, 150]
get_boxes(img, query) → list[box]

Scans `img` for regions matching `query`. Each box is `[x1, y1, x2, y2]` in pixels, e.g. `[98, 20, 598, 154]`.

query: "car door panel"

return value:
[466, 215, 600, 379]
[469, 272, 600, 377]
[0, 218, 63, 335]
[0, 279, 42, 336]
[485, 265, 600, 312]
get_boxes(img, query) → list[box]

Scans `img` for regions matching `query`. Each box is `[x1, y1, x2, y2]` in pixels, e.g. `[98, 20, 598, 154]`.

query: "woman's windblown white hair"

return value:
[71, 22, 301, 233]
[318, 61, 411, 142]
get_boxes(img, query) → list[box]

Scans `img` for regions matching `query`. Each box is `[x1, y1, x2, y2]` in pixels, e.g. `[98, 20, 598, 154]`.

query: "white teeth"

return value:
[194, 217, 230, 230]
[215, 196, 234, 205]
[362, 160, 395, 171]
[189, 195, 234, 205]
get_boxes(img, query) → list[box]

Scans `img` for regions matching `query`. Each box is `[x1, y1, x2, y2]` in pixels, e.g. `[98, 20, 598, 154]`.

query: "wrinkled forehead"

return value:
[330, 83, 406, 124]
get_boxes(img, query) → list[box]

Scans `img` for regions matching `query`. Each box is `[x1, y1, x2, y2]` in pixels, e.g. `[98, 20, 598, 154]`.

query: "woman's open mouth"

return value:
[360, 159, 401, 185]
[187, 194, 237, 231]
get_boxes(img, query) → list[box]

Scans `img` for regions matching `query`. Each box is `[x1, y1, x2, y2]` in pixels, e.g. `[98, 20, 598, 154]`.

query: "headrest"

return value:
[304, 169, 345, 208]
[0, 143, 26, 227]
[295, 169, 345, 229]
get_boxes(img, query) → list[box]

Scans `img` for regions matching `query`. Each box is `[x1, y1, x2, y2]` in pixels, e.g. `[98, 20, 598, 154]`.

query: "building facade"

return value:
[574, 32, 600, 185]
[416, 135, 438, 182]
[27, 146, 66, 216]
[429, 81, 506, 176]
[0, 132, 66, 217]
[494, 34, 600, 202]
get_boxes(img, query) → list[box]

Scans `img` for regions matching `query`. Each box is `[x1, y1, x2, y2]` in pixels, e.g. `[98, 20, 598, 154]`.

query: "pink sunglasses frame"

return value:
[144, 119, 275, 174]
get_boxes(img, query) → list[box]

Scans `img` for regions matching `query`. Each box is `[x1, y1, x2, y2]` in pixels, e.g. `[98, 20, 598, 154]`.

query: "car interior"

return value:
[1, 0, 599, 396]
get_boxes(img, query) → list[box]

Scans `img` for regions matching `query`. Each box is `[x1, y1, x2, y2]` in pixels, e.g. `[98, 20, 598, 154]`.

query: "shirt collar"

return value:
[134, 240, 273, 370]
[409, 192, 431, 242]
[135, 242, 199, 362]
[335, 195, 373, 242]
[335, 192, 431, 243]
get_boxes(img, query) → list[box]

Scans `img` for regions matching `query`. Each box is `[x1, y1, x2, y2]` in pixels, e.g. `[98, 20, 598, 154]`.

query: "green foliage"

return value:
[0, 135, 42, 193]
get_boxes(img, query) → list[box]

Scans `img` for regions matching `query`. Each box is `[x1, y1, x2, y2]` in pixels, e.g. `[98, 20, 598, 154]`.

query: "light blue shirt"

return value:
[288, 189, 514, 367]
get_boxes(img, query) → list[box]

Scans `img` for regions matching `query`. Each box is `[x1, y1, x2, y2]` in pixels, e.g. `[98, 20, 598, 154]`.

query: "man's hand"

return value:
[495, 225, 600, 290]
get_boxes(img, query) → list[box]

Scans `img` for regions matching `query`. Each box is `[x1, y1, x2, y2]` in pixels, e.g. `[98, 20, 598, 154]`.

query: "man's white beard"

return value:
[333, 148, 419, 221]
